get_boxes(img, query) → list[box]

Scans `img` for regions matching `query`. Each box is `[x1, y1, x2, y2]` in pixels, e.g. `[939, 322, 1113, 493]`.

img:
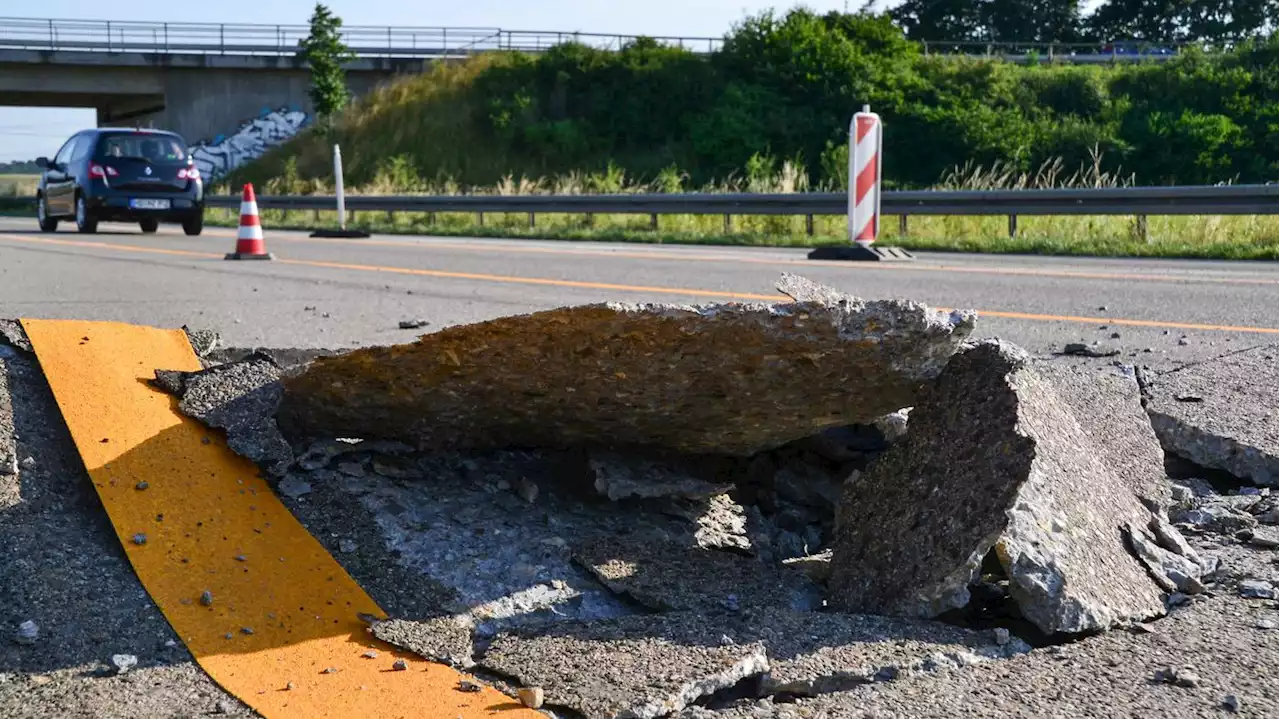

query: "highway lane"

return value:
[0, 218, 1275, 358]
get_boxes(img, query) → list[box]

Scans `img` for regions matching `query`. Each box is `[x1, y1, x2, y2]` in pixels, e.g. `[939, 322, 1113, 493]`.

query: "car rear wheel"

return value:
[74, 195, 98, 234]
[36, 195, 58, 232]
[139, 219, 159, 234]
[182, 214, 203, 237]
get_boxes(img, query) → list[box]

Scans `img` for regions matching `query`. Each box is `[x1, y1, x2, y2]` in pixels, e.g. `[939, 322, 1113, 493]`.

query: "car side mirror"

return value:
[35, 157, 50, 169]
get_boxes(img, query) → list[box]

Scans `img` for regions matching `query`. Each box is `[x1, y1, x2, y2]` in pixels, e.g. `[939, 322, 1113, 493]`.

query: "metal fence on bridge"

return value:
[0, 17, 723, 57]
[0, 17, 1208, 61]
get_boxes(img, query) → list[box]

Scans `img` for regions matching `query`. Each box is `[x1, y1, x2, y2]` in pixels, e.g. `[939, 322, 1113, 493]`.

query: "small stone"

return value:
[20, 456, 35, 469]
[200, 591, 214, 607]
[457, 679, 482, 693]
[164, 639, 177, 648]
[392, 659, 408, 671]
[1254, 618, 1275, 629]
[517, 687, 545, 709]
[234, 555, 247, 562]
[132, 533, 147, 546]
[13, 620, 38, 645]
[362, 650, 379, 659]
[1110, 332, 1121, 339]
[398, 320, 430, 330]
[1155, 665, 1200, 688]
[1130, 622, 1155, 634]
[1238, 579, 1278, 599]
[240, 627, 254, 635]
[1248, 529, 1279, 549]
[135, 481, 149, 490]
[1178, 337, 1190, 346]
[224, 633, 233, 640]
[993, 627, 1011, 645]
[29, 675, 52, 686]
[110, 654, 138, 675]
[201, 437, 211, 445]
[214, 700, 236, 714]
[277, 476, 312, 499]
[1062, 342, 1121, 358]
[1223, 694, 1240, 713]
[516, 478, 539, 504]
[321, 667, 339, 674]
[338, 539, 358, 554]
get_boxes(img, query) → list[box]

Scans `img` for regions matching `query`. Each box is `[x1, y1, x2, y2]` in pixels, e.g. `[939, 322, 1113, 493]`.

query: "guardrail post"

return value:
[1007, 214, 1018, 238]
[48, 19, 54, 50]
[164, 23, 169, 52]
[805, 214, 815, 236]
[385, 209, 395, 224]
[723, 214, 732, 233]
[585, 212, 595, 228]
[220, 24, 225, 55]
[477, 212, 484, 227]
[899, 215, 908, 238]
[427, 212, 436, 226]
[1135, 214, 1148, 242]
[650, 213, 658, 231]
[528, 212, 536, 229]
[106, 21, 112, 52]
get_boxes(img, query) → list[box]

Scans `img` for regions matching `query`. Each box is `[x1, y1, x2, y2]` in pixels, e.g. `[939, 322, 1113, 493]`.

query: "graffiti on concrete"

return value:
[189, 108, 309, 180]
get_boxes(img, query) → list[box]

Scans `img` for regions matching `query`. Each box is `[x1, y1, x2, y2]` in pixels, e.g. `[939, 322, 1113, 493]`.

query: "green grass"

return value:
[204, 207, 1279, 261]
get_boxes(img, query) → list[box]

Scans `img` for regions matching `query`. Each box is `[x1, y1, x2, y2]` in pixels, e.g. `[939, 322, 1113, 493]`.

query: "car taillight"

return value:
[178, 167, 201, 181]
[88, 164, 118, 179]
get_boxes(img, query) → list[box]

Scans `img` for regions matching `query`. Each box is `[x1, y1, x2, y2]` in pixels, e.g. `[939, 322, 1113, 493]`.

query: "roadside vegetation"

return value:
[207, 157, 1278, 260]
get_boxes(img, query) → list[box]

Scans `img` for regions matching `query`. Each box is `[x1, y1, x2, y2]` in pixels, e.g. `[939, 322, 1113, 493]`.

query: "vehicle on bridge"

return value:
[35, 128, 205, 236]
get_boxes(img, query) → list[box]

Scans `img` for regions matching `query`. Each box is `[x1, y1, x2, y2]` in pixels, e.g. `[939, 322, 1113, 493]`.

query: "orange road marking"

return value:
[22, 319, 538, 719]
[1, 233, 1275, 334]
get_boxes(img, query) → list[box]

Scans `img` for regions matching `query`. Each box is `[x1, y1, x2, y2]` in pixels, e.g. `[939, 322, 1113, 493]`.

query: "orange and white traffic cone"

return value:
[224, 183, 274, 260]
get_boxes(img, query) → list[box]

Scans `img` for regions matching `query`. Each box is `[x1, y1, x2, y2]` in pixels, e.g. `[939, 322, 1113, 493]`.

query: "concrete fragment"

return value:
[1062, 342, 1121, 358]
[276, 475, 312, 499]
[1238, 580, 1277, 600]
[1124, 523, 1204, 594]
[368, 616, 475, 669]
[1142, 345, 1279, 486]
[590, 452, 732, 501]
[660, 493, 753, 552]
[517, 687, 545, 709]
[168, 354, 292, 474]
[830, 340, 1167, 634]
[572, 535, 821, 614]
[481, 613, 771, 719]
[110, 654, 138, 674]
[0, 319, 32, 352]
[182, 326, 220, 358]
[278, 276, 975, 456]
[13, 620, 38, 645]
[0, 360, 15, 481]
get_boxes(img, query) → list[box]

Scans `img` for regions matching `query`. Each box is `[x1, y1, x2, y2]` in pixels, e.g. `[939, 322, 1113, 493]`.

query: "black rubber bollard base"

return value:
[807, 245, 915, 262]
[310, 229, 372, 238]
[224, 252, 275, 260]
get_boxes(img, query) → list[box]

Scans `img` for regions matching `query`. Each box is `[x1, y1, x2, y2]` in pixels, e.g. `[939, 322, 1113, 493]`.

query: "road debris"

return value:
[13, 620, 38, 646]
[110, 654, 138, 675]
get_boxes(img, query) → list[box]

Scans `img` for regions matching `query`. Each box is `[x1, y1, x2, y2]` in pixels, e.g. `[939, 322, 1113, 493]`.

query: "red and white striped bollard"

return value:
[848, 104, 882, 247]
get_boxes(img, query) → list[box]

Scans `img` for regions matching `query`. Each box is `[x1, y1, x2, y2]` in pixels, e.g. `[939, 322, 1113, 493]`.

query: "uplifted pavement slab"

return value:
[571, 536, 822, 614]
[277, 275, 975, 456]
[481, 612, 770, 719]
[1142, 344, 1279, 486]
[830, 340, 1168, 634]
[1039, 359, 1171, 512]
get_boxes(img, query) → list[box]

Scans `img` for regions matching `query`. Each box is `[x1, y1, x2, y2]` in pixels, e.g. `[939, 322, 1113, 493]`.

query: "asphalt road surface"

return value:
[0, 217, 1276, 358]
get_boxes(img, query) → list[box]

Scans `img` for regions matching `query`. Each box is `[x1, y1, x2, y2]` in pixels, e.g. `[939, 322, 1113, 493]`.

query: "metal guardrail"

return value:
[0, 17, 1215, 61]
[0, 17, 723, 57]
[205, 185, 1279, 217]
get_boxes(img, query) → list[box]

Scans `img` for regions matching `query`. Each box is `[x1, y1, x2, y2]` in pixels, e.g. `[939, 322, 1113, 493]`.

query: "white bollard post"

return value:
[333, 144, 346, 231]
[848, 104, 882, 248]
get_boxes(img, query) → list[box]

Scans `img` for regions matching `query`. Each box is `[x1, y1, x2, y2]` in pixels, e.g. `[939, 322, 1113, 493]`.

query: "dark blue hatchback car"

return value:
[36, 128, 205, 236]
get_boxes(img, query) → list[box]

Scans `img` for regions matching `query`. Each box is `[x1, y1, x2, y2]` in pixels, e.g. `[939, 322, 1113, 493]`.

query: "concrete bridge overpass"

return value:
[0, 18, 722, 177]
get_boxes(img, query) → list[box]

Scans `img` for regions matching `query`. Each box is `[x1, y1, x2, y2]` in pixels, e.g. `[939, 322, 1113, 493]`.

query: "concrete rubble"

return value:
[571, 535, 822, 614]
[829, 341, 1178, 635]
[1141, 345, 1279, 487]
[276, 274, 975, 456]
[366, 616, 476, 669]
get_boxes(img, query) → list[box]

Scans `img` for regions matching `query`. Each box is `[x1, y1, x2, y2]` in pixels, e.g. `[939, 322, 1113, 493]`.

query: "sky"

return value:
[1, 0, 863, 162]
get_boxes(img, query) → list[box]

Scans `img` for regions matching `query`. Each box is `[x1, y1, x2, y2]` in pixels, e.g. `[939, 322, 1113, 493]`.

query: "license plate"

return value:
[129, 198, 171, 210]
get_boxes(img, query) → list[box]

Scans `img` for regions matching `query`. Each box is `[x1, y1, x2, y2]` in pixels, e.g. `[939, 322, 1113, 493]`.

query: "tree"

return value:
[983, 0, 1082, 42]
[1083, 0, 1278, 42]
[297, 3, 356, 122]
[890, 0, 988, 44]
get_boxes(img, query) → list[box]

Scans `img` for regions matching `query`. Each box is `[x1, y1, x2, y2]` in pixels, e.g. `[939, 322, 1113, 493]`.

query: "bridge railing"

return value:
[0, 17, 724, 57]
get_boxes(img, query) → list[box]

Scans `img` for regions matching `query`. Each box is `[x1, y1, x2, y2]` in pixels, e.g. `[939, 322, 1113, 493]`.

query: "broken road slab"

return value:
[277, 276, 975, 456]
[829, 340, 1169, 634]
[1142, 345, 1279, 487]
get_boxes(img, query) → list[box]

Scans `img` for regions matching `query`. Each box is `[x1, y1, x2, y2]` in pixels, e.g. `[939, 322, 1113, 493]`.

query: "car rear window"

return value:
[96, 134, 188, 162]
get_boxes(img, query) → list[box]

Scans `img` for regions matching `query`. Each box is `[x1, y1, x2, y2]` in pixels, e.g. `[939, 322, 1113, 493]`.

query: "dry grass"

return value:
[0, 174, 38, 198]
